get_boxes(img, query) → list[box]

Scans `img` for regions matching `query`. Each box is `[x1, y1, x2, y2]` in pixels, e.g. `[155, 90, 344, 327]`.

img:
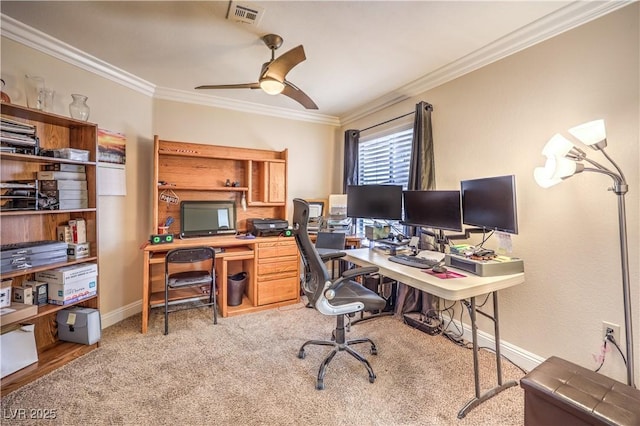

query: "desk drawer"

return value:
[257, 256, 298, 275]
[257, 273, 298, 305]
[258, 241, 298, 259]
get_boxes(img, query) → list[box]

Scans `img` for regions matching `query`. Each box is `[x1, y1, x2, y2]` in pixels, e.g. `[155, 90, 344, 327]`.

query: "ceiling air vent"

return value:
[227, 1, 265, 26]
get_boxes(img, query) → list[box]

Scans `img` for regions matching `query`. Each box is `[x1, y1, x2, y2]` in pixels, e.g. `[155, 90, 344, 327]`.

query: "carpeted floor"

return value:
[1, 301, 526, 425]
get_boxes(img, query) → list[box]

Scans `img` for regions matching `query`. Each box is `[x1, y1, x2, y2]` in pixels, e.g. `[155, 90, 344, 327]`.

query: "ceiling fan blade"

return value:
[195, 83, 260, 90]
[263, 45, 306, 82]
[282, 81, 318, 110]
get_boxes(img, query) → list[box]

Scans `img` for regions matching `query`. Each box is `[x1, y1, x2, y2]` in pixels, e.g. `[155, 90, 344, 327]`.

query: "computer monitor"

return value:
[460, 175, 519, 235]
[180, 200, 237, 238]
[346, 185, 403, 220]
[401, 190, 462, 232]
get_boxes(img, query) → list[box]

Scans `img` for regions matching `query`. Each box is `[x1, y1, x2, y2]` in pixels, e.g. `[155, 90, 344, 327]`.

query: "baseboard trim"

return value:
[100, 300, 142, 329]
[441, 313, 545, 373]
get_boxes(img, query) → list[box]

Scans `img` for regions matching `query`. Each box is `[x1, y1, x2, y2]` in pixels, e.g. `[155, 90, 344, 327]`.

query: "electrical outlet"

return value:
[602, 321, 620, 341]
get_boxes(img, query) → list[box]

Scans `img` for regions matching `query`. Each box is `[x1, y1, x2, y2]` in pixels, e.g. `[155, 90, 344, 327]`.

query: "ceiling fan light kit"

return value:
[259, 77, 285, 95]
[195, 33, 318, 109]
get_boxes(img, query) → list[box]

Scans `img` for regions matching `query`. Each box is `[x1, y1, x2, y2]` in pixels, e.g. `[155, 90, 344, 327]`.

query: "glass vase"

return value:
[69, 94, 90, 121]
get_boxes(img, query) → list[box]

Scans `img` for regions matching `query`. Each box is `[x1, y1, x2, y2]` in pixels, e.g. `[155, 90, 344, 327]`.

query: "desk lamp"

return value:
[534, 119, 635, 387]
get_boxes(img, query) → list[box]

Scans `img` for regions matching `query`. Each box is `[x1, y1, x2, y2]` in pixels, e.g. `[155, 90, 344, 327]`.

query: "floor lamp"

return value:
[534, 119, 635, 387]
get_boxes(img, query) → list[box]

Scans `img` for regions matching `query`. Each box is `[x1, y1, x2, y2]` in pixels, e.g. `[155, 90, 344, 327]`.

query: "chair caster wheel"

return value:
[298, 350, 306, 359]
[316, 380, 325, 390]
[370, 347, 378, 355]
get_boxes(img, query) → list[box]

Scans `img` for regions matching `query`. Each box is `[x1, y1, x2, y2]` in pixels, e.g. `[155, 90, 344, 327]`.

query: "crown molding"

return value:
[340, 0, 634, 126]
[3, 0, 632, 127]
[1, 15, 156, 97]
[0, 14, 340, 126]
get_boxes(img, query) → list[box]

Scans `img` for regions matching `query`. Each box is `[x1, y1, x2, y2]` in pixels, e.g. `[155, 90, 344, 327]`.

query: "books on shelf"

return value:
[0, 181, 38, 211]
[0, 117, 38, 154]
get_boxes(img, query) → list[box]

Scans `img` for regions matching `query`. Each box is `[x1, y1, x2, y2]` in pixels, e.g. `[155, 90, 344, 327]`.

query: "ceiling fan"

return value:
[195, 34, 318, 110]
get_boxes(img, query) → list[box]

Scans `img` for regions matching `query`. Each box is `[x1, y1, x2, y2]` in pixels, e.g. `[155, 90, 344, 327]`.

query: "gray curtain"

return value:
[343, 129, 360, 193]
[394, 101, 437, 318]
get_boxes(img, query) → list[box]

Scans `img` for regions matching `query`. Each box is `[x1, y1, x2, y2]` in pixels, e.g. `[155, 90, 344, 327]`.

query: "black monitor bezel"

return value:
[401, 190, 463, 232]
[346, 184, 403, 220]
[460, 174, 519, 235]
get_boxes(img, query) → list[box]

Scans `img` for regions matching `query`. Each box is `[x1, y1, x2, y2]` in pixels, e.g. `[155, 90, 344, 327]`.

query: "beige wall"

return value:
[1, 4, 637, 384]
[341, 5, 639, 383]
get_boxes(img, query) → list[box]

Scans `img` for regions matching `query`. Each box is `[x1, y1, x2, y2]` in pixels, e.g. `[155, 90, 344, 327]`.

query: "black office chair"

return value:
[164, 247, 217, 335]
[292, 198, 387, 390]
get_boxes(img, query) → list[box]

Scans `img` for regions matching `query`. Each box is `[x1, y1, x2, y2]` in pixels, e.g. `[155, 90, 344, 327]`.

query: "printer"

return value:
[246, 218, 290, 237]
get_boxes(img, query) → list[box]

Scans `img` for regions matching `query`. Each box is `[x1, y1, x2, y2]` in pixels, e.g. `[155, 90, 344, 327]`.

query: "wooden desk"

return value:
[342, 248, 525, 419]
[141, 235, 299, 334]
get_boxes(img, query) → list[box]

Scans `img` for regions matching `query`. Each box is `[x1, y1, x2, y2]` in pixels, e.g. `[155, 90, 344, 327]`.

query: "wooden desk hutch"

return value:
[140, 137, 299, 333]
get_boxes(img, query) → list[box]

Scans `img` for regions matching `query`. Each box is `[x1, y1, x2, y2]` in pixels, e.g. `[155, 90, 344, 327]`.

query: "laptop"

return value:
[314, 232, 346, 256]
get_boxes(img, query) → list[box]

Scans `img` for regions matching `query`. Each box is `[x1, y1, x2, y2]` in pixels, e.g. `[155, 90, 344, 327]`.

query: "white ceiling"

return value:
[0, 1, 629, 124]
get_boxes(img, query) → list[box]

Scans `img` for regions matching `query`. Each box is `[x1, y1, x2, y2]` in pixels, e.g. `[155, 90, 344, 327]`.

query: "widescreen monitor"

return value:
[460, 175, 519, 234]
[180, 200, 237, 237]
[346, 185, 403, 220]
[402, 190, 462, 232]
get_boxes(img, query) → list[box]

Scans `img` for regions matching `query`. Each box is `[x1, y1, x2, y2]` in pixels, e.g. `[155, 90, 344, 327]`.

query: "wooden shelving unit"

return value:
[0, 103, 100, 395]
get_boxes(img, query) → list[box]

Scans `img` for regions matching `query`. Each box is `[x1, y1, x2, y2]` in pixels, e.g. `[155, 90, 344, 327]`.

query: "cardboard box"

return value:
[46, 199, 88, 210]
[0, 279, 13, 308]
[57, 307, 101, 345]
[43, 163, 86, 172]
[22, 280, 48, 305]
[47, 275, 97, 305]
[12, 286, 33, 305]
[40, 179, 87, 191]
[53, 148, 90, 161]
[0, 303, 38, 326]
[36, 171, 87, 181]
[67, 242, 90, 259]
[1, 324, 38, 378]
[69, 218, 87, 244]
[35, 262, 98, 285]
[365, 225, 391, 241]
[57, 225, 73, 243]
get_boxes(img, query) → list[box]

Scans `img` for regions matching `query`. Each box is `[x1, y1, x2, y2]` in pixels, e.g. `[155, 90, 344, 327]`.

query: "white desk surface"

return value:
[342, 248, 525, 300]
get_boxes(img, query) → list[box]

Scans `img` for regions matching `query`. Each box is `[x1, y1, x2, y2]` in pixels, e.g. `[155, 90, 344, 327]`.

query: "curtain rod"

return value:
[359, 111, 415, 133]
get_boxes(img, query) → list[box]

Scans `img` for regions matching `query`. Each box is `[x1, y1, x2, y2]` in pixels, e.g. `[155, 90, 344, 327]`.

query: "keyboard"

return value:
[388, 254, 439, 269]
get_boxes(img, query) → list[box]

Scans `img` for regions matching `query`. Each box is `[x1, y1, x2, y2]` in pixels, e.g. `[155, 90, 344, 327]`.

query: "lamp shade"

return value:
[568, 119, 606, 146]
[259, 78, 285, 95]
[542, 134, 575, 157]
[534, 167, 562, 188]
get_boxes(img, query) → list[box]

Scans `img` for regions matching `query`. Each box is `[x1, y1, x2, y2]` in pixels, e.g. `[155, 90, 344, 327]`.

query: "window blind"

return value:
[356, 128, 413, 235]
[358, 128, 413, 187]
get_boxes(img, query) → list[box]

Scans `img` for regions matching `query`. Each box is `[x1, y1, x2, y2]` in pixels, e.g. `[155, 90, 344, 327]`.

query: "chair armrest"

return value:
[320, 252, 346, 262]
[341, 266, 378, 280]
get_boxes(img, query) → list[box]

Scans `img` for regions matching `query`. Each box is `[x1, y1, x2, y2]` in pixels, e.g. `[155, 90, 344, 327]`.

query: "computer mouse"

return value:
[432, 265, 448, 274]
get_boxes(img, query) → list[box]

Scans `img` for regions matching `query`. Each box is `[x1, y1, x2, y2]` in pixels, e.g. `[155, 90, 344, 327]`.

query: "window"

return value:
[356, 127, 413, 235]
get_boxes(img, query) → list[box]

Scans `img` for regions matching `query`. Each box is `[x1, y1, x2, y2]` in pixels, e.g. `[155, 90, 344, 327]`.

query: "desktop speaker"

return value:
[149, 234, 174, 245]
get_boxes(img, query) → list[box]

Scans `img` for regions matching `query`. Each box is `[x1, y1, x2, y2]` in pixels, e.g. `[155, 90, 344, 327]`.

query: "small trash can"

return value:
[227, 272, 247, 306]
